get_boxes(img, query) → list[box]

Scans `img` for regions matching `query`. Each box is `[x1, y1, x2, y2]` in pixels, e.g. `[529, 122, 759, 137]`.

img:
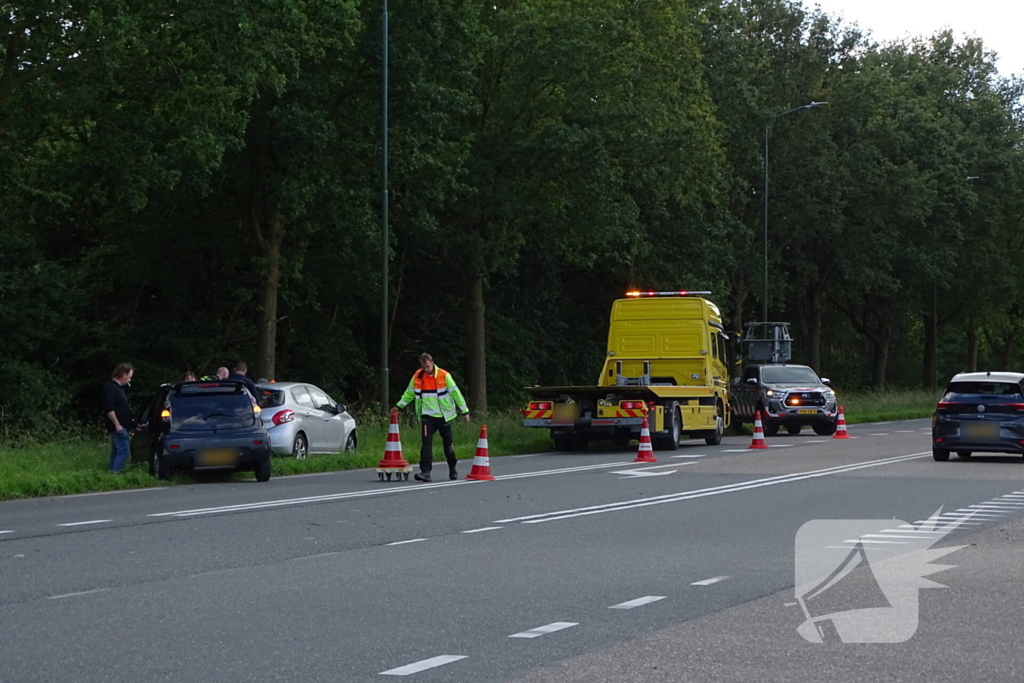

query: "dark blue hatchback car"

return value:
[131, 381, 272, 481]
[932, 371, 1024, 461]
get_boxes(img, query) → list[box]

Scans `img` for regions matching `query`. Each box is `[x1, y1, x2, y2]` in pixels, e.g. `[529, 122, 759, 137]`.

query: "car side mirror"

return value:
[337, 404, 347, 414]
[821, 378, 831, 386]
[745, 378, 758, 385]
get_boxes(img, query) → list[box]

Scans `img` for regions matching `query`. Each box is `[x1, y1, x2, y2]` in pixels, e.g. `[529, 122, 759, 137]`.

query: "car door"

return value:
[739, 366, 760, 419]
[306, 385, 345, 452]
[130, 388, 166, 464]
[289, 386, 323, 451]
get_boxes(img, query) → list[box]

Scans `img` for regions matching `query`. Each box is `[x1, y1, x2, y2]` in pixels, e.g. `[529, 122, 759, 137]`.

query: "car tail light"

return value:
[169, 444, 180, 450]
[1005, 403, 1024, 411]
[272, 409, 295, 426]
[253, 440, 263, 445]
[620, 401, 644, 410]
[937, 401, 957, 410]
[160, 408, 171, 422]
[528, 402, 552, 411]
[253, 405, 262, 414]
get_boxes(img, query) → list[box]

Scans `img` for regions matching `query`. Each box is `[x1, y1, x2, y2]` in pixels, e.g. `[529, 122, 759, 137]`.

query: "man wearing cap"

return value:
[395, 353, 470, 482]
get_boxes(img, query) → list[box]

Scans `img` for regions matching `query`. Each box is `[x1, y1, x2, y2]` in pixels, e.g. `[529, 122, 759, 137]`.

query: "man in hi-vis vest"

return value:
[396, 352, 470, 482]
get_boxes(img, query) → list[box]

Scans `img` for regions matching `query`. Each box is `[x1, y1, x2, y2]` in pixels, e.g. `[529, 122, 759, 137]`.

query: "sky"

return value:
[809, 0, 1024, 78]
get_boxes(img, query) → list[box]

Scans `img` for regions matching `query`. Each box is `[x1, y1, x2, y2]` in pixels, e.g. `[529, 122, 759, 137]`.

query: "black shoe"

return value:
[414, 472, 432, 482]
[449, 469, 458, 481]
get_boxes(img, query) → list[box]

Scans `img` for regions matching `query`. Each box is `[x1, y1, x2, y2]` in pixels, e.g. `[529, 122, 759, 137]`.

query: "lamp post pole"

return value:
[762, 101, 828, 323]
[379, 0, 390, 414]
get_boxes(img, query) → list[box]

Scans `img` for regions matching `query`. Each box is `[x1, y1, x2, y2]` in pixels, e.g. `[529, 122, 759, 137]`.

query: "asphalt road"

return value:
[2, 418, 1023, 682]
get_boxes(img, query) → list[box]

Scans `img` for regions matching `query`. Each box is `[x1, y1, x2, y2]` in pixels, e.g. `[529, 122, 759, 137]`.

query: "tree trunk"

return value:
[872, 319, 890, 391]
[922, 313, 936, 392]
[256, 206, 283, 381]
[806, 287, 822, 373]
[966, 327, 978, 372]
[463, 273, 487, 413]
[1001, 331, 1015, 370]
[730, 278, 748, 376]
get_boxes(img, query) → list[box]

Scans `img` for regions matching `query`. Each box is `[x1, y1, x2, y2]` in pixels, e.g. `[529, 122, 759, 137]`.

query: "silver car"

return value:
[256, 382, 357, 458]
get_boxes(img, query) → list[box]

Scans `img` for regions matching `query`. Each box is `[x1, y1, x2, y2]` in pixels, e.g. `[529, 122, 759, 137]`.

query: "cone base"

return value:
[633, 454, 658, 463]
[466, 473, 496, 481]
[832, 433, 850, 439]
[749, 443, 768, 450]
[377, 458, 411, 468]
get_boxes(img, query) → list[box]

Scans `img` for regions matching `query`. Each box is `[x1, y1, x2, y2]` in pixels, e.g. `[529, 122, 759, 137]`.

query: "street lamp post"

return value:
[379, 0, 390, 414]
[762, 101, 828, 323]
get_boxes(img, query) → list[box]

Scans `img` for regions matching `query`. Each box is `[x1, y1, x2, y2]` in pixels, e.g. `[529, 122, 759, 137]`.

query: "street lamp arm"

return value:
[767, 101, 829, 123]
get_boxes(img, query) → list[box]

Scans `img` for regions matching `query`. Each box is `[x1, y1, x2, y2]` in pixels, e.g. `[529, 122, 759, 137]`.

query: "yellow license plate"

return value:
[797, 409, 818, 415]
[199, 448, 239, 467]
[964, 423, 999, 440]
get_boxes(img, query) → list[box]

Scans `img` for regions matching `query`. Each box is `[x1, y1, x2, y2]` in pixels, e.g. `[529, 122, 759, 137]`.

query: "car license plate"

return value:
[199, 448, 239, 467]
[553, 404, 577, 422]
[797, 409, 817, 415]
[964, 423, 1000, 440]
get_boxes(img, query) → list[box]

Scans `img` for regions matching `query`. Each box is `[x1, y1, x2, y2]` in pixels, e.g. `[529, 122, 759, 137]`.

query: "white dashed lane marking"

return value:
[0, 531, 13, 535]
[387, 538, 426, 546]
[46, 588, 111, 600]
[690, 576, 728, 586]
[509, 622, 578, 639]
[672, 454, 707, 458]
[609, 596, 666, 609]
[57, 520, 112, 527]
[380, 655, 467, 676]
[461, 527, 502, 534]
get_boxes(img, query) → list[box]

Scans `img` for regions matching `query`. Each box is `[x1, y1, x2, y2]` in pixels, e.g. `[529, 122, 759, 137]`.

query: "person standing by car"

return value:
[395, 353, 470, 482]
[228, 361, 258, 398]
[103, 363, 135, 472]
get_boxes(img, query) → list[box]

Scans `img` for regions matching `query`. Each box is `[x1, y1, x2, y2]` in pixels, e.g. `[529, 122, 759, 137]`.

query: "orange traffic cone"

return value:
[749, 411, 768, 449]
[633, 414, 657, 463]
[466, 425, 496, 481]
[376, 409, 411, 481]
[833, 406, 850, 439]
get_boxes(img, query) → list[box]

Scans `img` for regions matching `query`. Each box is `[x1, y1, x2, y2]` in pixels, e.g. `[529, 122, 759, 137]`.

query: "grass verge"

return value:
[0, 391, 938, 500]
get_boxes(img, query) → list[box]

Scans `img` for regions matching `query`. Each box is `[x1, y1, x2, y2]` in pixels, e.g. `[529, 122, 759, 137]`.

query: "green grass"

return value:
[0, 392, 939, 500]
[838, 390, 938, 424]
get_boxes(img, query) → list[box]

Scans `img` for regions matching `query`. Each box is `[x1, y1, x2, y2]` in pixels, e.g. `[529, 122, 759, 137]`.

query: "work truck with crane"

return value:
[522, 291, 731, 451]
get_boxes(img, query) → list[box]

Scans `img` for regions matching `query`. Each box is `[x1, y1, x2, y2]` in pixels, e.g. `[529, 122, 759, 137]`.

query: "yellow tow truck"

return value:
[523, 290, 731, 451]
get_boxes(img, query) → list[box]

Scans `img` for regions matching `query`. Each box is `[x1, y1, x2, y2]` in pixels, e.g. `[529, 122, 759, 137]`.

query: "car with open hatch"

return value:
[731, 363, 838, 436]
[932, 371, 1024, 461]
[130, 380, 272, 481]
[256, 381, 357, 458]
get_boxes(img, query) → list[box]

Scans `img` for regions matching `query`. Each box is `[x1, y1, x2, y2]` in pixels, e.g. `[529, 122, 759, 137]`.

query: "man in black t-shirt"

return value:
[103, 363, 135, 472]
[228, 361, 258, 399]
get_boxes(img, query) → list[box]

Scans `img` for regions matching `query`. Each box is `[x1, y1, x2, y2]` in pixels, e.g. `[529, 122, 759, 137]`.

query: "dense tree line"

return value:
[2, 0, 1022, 436]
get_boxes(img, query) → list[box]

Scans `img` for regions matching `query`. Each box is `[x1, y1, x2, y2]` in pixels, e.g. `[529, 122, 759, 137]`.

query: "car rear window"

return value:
[761, 367, 820, 385]
[170, 393, 257, 431]
[943, 382, 1022, 398]
[258, 389, 286, 409]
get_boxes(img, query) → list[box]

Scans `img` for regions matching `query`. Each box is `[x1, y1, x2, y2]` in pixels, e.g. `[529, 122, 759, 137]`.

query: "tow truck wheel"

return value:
[704, 415, 724, 446]
[654, 402, 681, 451]
[553, 435, 573, 452]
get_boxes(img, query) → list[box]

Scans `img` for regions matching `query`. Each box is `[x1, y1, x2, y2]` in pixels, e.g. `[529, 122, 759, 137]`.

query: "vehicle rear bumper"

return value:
[762, 408, 836, 424]
[523, 418, 646, 428]
[163, 444, 272, 470]
[263, 422, 300, 455]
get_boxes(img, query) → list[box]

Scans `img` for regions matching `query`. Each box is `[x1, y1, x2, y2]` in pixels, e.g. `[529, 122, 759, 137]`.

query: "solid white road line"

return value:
[896, 430, 916, 433]
[509, 622, 578, 639]
[610, 596, 666, 609]
[0, 531, 13, 535]
[768, 444, 794, 448]
[493, 452, 930, 525]
[869, 433, 889, 436]
[722, 449, 752, 453]
[461, 527, 502, 534]
[148, 461, 634, 518]
[690, 576, 728, 586]
[380, 655, 467, 676]
[387, 539, 426, 546]
[46, 588, 111, 600]
[805, 439, 827, 443]
[672, 454, 707, 458]
[57, 520, 112, 527]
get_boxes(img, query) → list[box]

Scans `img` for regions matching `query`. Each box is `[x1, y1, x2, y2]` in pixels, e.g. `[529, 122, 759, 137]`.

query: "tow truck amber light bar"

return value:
[528, 402, 552, 411]
[625, 290, 712, 298]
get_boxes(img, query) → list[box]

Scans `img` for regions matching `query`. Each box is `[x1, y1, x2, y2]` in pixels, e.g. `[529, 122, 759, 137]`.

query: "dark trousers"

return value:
[420, 415, 456, 473]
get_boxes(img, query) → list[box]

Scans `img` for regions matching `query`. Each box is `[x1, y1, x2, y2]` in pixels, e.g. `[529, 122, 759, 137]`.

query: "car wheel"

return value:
[956, 450, 972, 459]
[763, 419, 780, 438]
[292, 433, 308, 460]
[553, 435, 573, 452]
[344, 431, 357, 452]
[152, 453, 171, 480]
[932, 449, 950, 462]
[813, 421, 837, 436]
[254, 460, 271, 482]
[787, 425, 802, 436]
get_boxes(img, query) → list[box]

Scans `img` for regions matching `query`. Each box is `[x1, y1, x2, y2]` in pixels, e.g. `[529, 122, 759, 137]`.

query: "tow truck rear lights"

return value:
[529, 402, 552, 411]
[272, 409, 295, 426]
[625, 290, 712, 298]
[620, 400, 644, 410]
